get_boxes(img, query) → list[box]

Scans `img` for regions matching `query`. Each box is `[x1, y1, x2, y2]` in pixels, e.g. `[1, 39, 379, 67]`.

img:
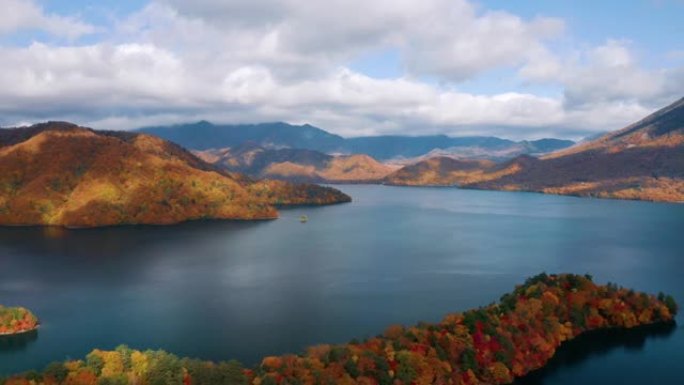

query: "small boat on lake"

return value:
[299, 215, 308, 223]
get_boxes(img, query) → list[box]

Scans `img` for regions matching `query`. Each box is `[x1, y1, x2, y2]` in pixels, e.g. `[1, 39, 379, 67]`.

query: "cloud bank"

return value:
[0, 0, 681, 139]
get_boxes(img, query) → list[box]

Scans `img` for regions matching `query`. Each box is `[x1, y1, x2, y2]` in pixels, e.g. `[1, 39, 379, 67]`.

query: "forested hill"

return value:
[0, 122, 350, 227]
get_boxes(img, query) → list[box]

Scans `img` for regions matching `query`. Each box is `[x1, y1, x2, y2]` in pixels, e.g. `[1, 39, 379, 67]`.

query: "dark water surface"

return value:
[1, 185, 683, 383]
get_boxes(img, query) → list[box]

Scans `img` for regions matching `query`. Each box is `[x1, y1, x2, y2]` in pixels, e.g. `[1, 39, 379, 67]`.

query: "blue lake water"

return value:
[1, 185, 683, 383]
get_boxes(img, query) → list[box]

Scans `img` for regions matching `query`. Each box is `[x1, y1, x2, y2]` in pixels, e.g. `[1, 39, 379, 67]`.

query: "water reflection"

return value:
[0, 220, 268, 260]
[0, 330, 38, 353]
[515, 322, 678, 384]
[0, 220, 270, 290]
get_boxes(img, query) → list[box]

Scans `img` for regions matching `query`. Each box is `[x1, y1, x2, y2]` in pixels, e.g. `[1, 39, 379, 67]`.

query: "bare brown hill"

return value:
[385, 157, 497, 186]
[0, 122, 350, 227]
[196, 144, 397, 183]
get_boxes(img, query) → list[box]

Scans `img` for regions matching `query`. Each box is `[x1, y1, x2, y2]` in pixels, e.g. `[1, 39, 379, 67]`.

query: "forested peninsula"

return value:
[1, 274, 677, 385]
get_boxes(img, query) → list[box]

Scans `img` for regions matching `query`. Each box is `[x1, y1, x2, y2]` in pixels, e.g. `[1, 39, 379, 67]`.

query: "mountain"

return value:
[138, 122, 574, 161]
[343, 135, 514, 160]
[385, 157, 496, 186]
[0, 122, 350, 227]
[522, 138, 577, 153]
[344, 136, 574, 160]
[386, 138, 576, 166]
[139, 121, 345, 152]
[386, 97, 684, 202]
[195, 143, 397, 183]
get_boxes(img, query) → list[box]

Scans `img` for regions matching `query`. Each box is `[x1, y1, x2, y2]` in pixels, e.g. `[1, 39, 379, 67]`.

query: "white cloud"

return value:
[563, 40, 675, 108]
[0, 0, 680, 140]
[403, 11, 565, 81]
[0, 41, 565, 138]
[0, 42, 187, 110]
[518, 39, 684, 125]
[0, 0, 95, 39]
[150, 0, 565, 82]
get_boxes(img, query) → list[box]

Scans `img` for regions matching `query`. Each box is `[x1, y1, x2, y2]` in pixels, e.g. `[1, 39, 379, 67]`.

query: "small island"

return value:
[0, 305, 38, 336]
[1, 274, 677, 385]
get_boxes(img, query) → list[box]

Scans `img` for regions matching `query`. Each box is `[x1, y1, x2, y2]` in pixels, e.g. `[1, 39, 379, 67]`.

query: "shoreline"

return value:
[0, 325, 39, 337]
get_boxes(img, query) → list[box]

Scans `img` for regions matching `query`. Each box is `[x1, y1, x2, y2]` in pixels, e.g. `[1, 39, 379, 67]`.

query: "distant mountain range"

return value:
[138, 122, 574, 161]
[386, 97, 684, 202]
[0, 122, 350, 227]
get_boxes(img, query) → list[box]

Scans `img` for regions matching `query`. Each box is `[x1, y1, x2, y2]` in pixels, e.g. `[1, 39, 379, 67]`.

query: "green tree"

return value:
[145, 351, 183, 385]
[87, 352, 105, 376]
[664, 295, 679, 315]
[183, 359, 247, 385]
[115, 345, 133, 371]
[461, 348, 478, 372]
[44, 362, 69, 383]
[395, 352, 416, 384]
[98, 374, 128, 385]
[343, 359, 360, 379]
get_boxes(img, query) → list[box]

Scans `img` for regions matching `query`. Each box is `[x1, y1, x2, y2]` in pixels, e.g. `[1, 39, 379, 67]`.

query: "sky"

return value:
[0, 0, 682, 139]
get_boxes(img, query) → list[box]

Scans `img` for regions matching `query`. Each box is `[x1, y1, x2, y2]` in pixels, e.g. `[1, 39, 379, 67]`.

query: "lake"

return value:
[1, 185, 683, 383]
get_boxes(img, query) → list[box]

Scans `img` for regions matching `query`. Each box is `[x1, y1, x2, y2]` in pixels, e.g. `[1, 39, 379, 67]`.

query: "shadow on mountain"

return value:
[514, 321, 678, 384]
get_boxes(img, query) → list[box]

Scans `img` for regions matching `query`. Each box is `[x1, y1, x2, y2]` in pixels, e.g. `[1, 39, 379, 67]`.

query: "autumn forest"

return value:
[1, 274, 678, 385]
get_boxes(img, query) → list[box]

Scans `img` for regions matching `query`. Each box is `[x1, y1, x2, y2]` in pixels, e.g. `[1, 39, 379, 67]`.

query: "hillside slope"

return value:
[196, 144, 397, 183]
[549, 97, 684, 158]
[470, 97, 684, 201]
[0, 123, 350, 227]
[385, 157, 497, 186]
[386, 97, 684, 202]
